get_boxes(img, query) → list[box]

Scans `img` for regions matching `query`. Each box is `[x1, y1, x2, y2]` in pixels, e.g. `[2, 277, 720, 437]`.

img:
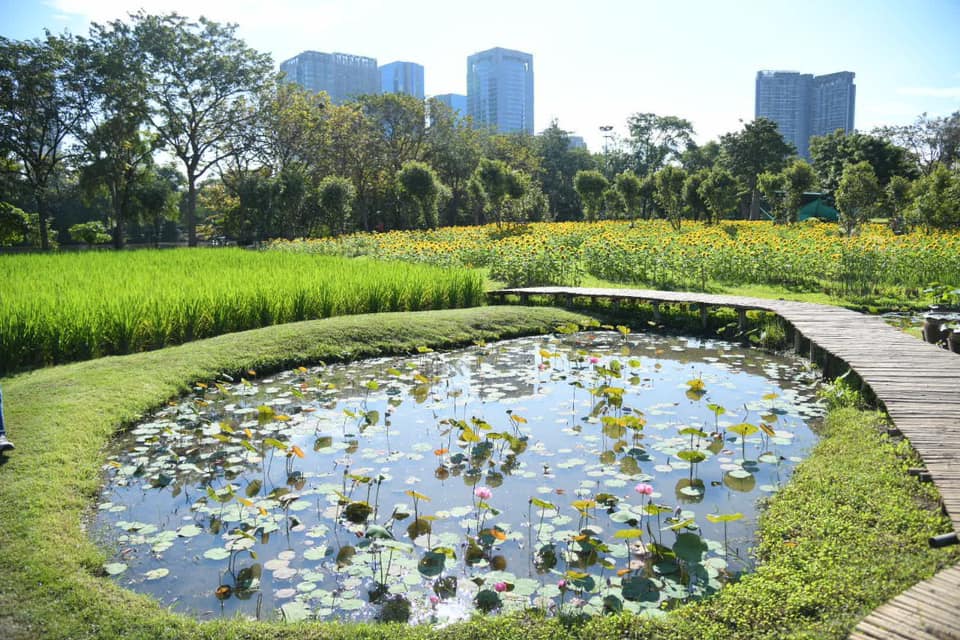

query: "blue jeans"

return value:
[0, 386, 6, 437]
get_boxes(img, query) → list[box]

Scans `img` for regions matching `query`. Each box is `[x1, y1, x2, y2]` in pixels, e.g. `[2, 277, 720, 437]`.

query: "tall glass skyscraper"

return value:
[467, 47, 534, 134]
[280, 51, 379, 104]
[380, 61, 425, 99]
[433, 93, 468, 117]
[755, 70, 855, 158]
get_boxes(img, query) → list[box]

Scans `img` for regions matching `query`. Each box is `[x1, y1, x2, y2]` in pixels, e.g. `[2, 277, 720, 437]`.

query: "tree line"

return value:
[1, 12, 959, 249]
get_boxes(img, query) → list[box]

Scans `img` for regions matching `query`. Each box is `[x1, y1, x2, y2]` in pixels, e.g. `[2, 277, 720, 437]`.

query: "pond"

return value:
[93, 328, 824, 624]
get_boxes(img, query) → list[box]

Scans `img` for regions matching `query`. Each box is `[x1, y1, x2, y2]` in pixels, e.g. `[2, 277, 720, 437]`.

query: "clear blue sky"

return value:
[3, 0, 958, 150]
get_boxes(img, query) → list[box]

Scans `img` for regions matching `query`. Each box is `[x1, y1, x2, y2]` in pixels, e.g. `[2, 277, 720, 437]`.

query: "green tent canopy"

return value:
[796, 193, 839, 222]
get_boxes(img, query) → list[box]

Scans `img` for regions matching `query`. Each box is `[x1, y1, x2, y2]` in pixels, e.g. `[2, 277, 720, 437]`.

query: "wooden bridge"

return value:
[488, 287, 960, 640]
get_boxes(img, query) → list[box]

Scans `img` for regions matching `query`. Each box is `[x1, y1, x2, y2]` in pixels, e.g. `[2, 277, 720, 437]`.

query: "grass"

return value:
[0, 249, 484, 375]
[0, 306, 956, 639]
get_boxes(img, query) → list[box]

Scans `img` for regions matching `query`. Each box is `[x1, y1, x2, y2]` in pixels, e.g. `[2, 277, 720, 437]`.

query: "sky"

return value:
[2, 0, 959, 151]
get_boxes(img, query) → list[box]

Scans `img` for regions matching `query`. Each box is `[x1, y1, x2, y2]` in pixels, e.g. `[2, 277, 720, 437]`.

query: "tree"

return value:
[70, 19, 157, 249]
[874, 111, 960, 175]
[133, 164, 181, 246]
[535, 120, 596, 220]
[697, 167, 740, 225]
[653, 166, 688, 232]
[396, 161, 441, 229]
[317, 175, 355, 236]
[809, 129, 916, 200]
[0, 201, 29, 245]
[758, 159, 816, 224]
[719, 118, 795, 219]
[884, 175, 913, 232]
[682, 170, 710, 222]
[626, 113, 694, 177]
[68, 220, 112, 246]
[0, 34, 83, 249]
[133, 12, 272, 246]
[424, 98, 483, 225]
[573, 170, 609, 221]
[835, 161, 881, 236]
[614, 171, 644, 221]
[681, 140, 721, 173]
[360, 93, 427, 172]
[907, 165, 960, 231]
[472, 158, 513, 227]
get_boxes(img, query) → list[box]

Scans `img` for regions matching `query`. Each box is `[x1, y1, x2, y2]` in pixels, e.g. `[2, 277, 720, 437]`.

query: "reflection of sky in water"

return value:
[93, 332, 823, 623]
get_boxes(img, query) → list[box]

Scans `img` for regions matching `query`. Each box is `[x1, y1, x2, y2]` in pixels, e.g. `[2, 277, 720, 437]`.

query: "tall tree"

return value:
[681, 140, 721, 173]
[809, 129, 916, 200]
[133, 12, 272, 246]
[535, 120, 596, 220]
[0, 34, 83, 249]
[71, 20, 155, 248]
[719, 118, 795, 219]
[424, 98, 483, 225]
[874, 111, 960, 175]
[626, 113, 694, 177]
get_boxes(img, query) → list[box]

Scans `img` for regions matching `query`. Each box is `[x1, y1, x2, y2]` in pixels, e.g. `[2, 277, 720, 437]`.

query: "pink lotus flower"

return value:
[634, 483, 654, 496]
[429, 595, 440, 605]
[494, 581, 507, 593]
[474, 486, 492, 500]
[557, 579, 568, 590]
[589, 356, 600, 364]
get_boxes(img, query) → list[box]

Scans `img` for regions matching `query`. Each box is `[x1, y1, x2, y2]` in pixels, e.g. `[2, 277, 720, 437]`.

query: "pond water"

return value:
[93, 329, 824, 624]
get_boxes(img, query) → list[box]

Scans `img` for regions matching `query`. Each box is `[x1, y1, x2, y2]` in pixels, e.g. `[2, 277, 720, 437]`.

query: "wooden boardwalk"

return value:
[489, 287, 960, 640]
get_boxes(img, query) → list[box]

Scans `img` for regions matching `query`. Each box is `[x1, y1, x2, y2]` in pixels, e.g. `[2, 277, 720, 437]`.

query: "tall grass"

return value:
[0, 249, 483, 374]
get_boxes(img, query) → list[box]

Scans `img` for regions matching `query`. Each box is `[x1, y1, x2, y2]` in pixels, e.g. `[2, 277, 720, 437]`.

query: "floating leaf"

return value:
[706, 512, 744, 523]
[144, 568, 169, 580]
[104, 562, 127, 576]
[404, 489, 431, 502]
[729, 423, 759, 438]
[614, 528, 644, 539]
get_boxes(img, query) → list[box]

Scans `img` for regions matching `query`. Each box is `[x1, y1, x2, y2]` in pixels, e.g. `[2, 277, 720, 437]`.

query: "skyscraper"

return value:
[433, 93, 467, 116]
[467, 47, 534, 134]
[755, 70, 855, 158]
[380, 61, 425, 99]
[280, 51, 379, 104]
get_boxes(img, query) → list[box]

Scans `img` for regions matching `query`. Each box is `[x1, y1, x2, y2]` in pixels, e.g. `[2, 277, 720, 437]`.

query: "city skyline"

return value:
[2, 0, 958, 150]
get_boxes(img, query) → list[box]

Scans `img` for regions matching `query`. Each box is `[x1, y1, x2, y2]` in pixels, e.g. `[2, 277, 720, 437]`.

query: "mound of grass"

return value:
[0, 306, 955, 639]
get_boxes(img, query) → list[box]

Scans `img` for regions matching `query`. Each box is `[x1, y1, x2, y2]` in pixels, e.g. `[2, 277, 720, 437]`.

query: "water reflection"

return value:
[94, 331, 823, 623]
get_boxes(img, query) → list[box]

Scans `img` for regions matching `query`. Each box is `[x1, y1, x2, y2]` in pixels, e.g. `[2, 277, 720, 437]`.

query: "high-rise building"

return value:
[755, 70, 855, 158]
[280, 51, 379, 104]
[380, 61, 425, 99]
[433, 93, 467, 116]
[467, 47, 534, 134]
[810, 72, 856, 141]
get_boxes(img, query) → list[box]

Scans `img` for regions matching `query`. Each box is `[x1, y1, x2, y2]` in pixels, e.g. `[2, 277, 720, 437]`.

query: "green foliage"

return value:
[68, 220, 112, 246]
[836, 161, 882, 236]
[396, 161, 441, 229]
[697, 168, 740, 224]
[758, 160, 816, 224]
[907, 164, 960, 231]
[613, 171, 643, 220]
[816, 372, 866, 410]
[0, 201, 28, 245]
[626, 112, 695, 176]
[719, 118, 795, 219]
[317, 175, 356, 236]
[809, 129, 917, 200]
[573, 170, 609, 221]
[682, 169, 710, 222]
[653, 165, 687, 231]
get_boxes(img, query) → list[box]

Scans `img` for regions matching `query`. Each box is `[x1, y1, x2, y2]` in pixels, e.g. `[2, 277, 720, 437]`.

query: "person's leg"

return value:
[0, 386, 13, 451]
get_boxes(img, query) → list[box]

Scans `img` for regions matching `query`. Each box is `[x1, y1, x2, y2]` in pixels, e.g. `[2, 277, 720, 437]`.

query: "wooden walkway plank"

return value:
[489, 287, 960, 640]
